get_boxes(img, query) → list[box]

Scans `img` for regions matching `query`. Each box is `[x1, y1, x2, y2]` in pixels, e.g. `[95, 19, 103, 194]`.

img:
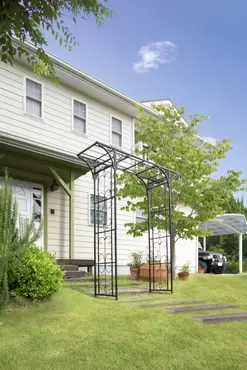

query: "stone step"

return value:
[118, 288, 149, 294]
[168, 304, 240, 314]
[189, 312, 247, 324]
[119, 296, 174, 303]
[140, 300, 206, 308]
[64, 277, 88, 282]
[85, 288, 149, 295]
[60, 265, 79, 271]
[64, 271, 86, 279]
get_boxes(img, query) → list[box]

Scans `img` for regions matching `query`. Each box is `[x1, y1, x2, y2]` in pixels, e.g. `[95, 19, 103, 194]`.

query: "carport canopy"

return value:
[200, 214, 247, 274]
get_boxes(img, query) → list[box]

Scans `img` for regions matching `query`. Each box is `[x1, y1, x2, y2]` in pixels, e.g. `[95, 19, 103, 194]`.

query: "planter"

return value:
[139, 261, 167, 281]
[198, 267, 205, 274]
[130, 267, 140, 280]
[177, 272, 190, 281]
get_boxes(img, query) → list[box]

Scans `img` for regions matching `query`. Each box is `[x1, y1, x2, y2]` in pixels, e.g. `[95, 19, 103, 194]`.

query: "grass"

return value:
[1, 275, 247, 369]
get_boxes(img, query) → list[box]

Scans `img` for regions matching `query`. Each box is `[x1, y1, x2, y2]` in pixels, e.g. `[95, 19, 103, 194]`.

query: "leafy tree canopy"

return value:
[0, 0, 112, 81]
[118, 104, 246, 242]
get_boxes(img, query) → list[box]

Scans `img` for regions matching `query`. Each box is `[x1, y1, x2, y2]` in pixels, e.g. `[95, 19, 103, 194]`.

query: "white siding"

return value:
[0, 61, 197, 273]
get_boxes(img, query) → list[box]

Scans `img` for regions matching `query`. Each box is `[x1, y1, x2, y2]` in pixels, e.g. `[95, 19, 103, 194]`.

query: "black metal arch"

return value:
[78, 142, 179, 300]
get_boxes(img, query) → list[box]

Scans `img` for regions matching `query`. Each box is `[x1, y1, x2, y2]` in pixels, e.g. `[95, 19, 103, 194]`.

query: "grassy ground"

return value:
[1, 274, 247, 370]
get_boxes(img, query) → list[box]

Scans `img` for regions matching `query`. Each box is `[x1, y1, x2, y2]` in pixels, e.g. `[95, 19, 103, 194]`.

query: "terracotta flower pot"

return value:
[198, 267, 205, 274]
[130, 267, 140, 280]
[139, 261, 167, 281]
[177, 272, 190, 281]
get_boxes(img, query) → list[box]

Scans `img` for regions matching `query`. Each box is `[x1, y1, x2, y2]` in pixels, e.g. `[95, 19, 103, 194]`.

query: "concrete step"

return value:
[64, 277, 88, 282]
[168, 304, 240, 314]
[118, 288, 149, 294]
[64, 271, 86, 279]
[60, 265, 79, 271]
[189, 312, 247, 324]
[119, 296, 175, 303]
[140, 300, 206, 308]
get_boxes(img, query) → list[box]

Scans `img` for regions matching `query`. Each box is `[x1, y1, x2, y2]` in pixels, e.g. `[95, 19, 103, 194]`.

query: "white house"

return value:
[0, 42, 198, 274]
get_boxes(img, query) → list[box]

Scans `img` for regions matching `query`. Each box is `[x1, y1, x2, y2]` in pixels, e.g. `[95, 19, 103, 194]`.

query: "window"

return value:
[133, 122, 149, 160]
[136, 206, 146, 224]
[25, 78, 42, 118]
[90, 194, 107, 225]
[112, 117, 122, 147]
[134, 121, 139, 145]
[33, 187, 42, 223]
[73, 99, 87, 134]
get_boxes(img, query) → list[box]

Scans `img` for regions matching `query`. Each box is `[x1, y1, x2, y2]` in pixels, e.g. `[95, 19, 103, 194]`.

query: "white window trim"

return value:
[23, 76, 44, 120]
[110, 115, 123, 148]
[71, 97, 88, 136]
[135, 206, 147, 224]
[88, 193, 108, 227]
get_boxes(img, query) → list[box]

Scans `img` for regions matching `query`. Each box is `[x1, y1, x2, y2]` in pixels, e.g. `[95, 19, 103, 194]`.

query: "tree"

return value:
[0, 0, 112, 80]
[118, 104, 246, 278]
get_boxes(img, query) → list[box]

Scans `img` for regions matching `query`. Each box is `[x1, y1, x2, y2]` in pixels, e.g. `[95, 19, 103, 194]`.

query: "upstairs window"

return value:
[25, 78, 42, 118]
[112, 117, 122, 147]
[73, 99, 87, 134]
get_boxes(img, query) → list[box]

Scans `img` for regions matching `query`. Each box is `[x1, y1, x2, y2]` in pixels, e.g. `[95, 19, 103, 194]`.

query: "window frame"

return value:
[135, 206, 147, 224]
[71, 97, 88, 136]
[88, 193, 108, 226]
[23, 76, 44, 119]
[110, 115, 123, 148]
[133, 120, 149, 160]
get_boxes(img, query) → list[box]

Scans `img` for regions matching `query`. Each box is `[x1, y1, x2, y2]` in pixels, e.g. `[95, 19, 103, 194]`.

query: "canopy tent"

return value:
[199, 214, 247, 274]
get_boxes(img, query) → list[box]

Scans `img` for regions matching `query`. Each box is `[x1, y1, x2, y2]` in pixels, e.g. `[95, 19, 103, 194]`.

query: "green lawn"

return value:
[1, 275, 247, 370]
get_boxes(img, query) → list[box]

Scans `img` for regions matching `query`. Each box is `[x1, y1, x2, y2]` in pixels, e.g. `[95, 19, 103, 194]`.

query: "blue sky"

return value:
[46, 0, 247, 200]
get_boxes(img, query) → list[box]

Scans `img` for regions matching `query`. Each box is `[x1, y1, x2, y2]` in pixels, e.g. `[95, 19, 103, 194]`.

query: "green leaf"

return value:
[0, 0, 113, 81]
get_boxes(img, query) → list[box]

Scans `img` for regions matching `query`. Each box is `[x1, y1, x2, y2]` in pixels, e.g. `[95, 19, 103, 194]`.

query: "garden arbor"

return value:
[78, 142, 179, 300]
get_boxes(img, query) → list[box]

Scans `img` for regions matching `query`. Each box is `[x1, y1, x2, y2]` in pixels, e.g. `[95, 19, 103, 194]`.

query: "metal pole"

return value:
[113, 150, 118, 300]
[93, 174, 97, 297]
[239, 233, 243, 274]
[147, 188, 151, 293]
[203, 236, 206, 251]
[168, 172, 174, 294]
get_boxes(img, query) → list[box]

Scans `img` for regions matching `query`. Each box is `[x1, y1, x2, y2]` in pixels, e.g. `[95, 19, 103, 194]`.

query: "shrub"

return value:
[225, 259, 247, 274]
[225, 260, 239, 274]
[0, 171, 42, 308]
[8, 246, 64, 300]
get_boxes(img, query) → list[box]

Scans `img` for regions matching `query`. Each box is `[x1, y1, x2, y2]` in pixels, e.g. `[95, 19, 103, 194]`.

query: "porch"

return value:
[0, 133, 92, 267]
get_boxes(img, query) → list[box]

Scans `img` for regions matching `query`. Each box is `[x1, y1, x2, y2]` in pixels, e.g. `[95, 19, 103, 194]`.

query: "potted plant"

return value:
[198, 266, 205, 274]
[127, 251, 144, 280]
[139, 248, 167, 281]
[177, 262, 190, 280]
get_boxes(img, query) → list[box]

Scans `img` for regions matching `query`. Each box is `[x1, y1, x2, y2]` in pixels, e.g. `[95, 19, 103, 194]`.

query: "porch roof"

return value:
[0, 132, 88, 181]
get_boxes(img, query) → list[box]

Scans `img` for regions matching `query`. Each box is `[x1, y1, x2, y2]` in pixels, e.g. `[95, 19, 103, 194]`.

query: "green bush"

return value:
[0, 170, 42, 308]
[8, 246, 64, 300]
[225, 260, 239, 274]
[225, 260, 247, 274]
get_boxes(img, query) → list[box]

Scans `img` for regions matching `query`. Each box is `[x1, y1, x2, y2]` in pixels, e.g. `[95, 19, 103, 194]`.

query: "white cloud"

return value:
[133, 41, 176, 73]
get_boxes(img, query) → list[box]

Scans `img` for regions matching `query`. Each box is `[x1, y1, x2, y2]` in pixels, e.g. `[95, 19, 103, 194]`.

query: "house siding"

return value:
[0, 60, 197, 273]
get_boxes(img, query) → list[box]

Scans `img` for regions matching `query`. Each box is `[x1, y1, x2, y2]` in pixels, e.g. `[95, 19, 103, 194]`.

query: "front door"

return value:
[12, 180, 43, 248]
